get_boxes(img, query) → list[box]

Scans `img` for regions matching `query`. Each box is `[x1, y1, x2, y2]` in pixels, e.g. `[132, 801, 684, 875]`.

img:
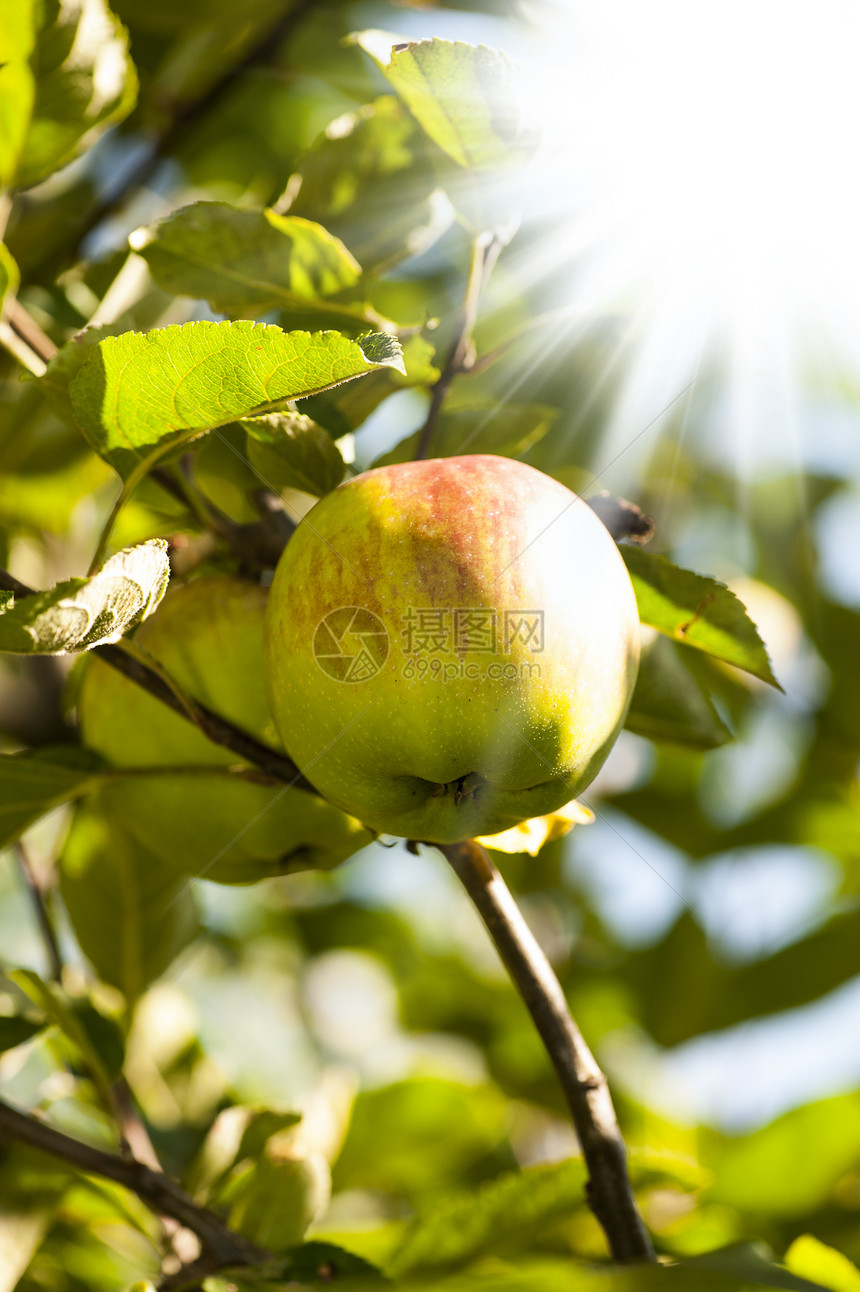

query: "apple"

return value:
[263, 454, 640, 844]
[78, 576, 371, 883]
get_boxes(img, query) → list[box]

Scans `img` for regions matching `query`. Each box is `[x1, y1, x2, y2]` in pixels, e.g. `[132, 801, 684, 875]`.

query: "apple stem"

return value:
[439, 839, 656, 1265]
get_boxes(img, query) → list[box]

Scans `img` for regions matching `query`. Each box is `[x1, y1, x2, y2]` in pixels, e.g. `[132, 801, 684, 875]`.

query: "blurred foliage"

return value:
[1, 1, 859, 1290]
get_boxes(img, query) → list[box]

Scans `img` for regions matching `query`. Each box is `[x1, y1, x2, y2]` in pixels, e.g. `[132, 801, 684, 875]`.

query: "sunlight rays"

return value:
[509, 0, 860, 485]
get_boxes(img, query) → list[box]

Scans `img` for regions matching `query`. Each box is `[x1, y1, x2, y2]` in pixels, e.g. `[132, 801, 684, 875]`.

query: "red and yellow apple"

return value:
[263, 454, 639, 843]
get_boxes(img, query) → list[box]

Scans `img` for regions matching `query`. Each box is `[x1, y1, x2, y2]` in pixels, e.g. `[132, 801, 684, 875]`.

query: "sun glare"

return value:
[517, 0, 860, 473]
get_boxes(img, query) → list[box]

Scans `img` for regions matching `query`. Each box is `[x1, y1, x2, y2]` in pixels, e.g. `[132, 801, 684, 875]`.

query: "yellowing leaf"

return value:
[785, 1236, 860, 1292]
[478, 800, 593, 856]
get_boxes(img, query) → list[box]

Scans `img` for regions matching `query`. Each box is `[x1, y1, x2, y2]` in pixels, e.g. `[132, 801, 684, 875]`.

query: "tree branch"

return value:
[97, 642, 313, 788]
[0, 1096, 267, 1270]
[0, 569, 314, 792]
[414, 229, 506, 461]
[438, 840, 655, 1264]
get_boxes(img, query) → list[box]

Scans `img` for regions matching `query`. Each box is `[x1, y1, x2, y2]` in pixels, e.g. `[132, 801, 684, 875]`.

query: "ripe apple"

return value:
[263, 454, 640, 844]
[78, 577, 371, 883]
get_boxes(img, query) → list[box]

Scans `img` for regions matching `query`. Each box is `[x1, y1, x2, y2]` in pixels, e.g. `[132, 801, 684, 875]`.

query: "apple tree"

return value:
[0, 3, 858, 1291]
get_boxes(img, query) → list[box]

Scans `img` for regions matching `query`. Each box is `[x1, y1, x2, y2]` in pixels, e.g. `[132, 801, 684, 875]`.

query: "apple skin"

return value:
[78, 577, 371, 883]
[263, 454, 640, 844]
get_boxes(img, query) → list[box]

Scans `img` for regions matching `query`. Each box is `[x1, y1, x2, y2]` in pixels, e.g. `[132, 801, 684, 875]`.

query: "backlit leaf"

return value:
[351, 33, 533, 172]
[67, 321, 404, 477]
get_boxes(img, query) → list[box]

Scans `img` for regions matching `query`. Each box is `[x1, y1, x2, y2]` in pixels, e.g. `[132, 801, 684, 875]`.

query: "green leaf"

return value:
[0, 1014, 45, 1053]
[0, 243, 19, 311]
[392, 1246, 830, 1290]
[0, 538, 169, 654]
[130, 202, 375, 328]
[67, 320, 404, 478]
[40, 323, 124, 428]
[14, 0, 138, 190]
[223, 1242, 390, 1289]
[704, 1092, 860, 1217]
[785, 1237, 860, 1292]
[333, 1078, 510, 1204]
[9, 969, 123, 1109]
[624, 905, 860, 1046]
[193, 424, 265, 524]
[58, 805, 199, 1002]
[289, 95, 453, 272]
[244, 412, 346, 497]
[186, 1105, 304, 1203]
[621, 546, 781, 688]
[225, 1151, 331, 1253]
[625, 633, 732, 749]
[0, 1143, 70, 1292]
[351, 33, 533, 172]
[0, 0, 37, 187]
[233, 1109, 304, 1166]
[671, 1243, 833, 1290]
[304, 334, 439, 436]
[0, 746, 105, 849]
[388, 1159, 587, 1276]
[372, 403, 557, 468]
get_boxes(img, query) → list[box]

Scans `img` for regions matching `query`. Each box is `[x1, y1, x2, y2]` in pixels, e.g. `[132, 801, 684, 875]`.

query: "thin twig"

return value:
[14, 843, 63, 982]
[0, 1096, 267, 1269]
[414, 230, 506, 461]
[0, 568, 313, 791]
[72, 0, 316, 256]
[111, 1080, 203, 1271]
[438, 840, 655, 1264]
[97, 642, 313, 788]
[6, 300, 58, 363]
[0, 321, 46, 375]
